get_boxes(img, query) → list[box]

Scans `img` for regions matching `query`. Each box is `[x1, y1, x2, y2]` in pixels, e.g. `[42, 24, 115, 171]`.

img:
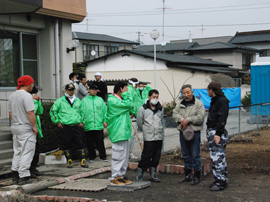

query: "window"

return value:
[0, 30, 38, 87]
[83, 44, 99, 61]
[242, 53, 253, 70]
[104, 46, 118, 55]
[259, 49, 270, 57]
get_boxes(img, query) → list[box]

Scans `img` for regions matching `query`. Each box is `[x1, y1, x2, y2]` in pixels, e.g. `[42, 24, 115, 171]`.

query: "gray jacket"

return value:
[137, 101, 164, 141]
[172, 97, 205, 131]
[77, 83, 89, 100]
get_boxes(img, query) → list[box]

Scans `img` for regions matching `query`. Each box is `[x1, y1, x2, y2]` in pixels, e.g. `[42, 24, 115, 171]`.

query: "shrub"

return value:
[210, 73, 236, 87]
[241, 93, 251, 108]
[39, 102, 61, 153]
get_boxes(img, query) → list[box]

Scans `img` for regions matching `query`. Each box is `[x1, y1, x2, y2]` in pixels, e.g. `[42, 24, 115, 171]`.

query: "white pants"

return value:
[111, 140, 129, 179]
[11, 125, 36, 178]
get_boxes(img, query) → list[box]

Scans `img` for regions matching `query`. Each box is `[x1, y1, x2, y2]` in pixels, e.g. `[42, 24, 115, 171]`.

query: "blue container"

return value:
[251, 64, 270, 115]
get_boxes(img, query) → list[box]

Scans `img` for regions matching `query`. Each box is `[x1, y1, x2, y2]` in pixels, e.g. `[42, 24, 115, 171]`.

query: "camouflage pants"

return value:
[207, 129, 228, 184]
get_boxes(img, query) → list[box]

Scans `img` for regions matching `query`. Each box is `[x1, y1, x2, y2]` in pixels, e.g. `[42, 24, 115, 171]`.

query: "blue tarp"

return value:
[193, 87, 241, 110]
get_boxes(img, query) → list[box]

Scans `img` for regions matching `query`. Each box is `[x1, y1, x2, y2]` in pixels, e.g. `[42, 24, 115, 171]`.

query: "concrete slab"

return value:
[107, 180, 151, 192]
[49, 178, 109, 192]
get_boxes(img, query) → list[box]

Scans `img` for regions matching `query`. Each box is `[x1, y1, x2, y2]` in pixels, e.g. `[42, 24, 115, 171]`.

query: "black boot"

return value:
[79, 149, 89, 168]
[180, 168, 192, 183]
[12, 171, 19, 184]
[149, 167, 160, 182]
[191, 171, 201, 185]
[64, 150, 73, 168]
[136, 168, 144, 181]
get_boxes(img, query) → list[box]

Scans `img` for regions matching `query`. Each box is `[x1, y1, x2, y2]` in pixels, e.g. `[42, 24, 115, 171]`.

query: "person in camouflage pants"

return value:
[206, 82, 229, 191]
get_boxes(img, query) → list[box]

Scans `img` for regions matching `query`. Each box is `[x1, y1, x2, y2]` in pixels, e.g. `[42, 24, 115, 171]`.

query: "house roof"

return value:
[229, 30, 270, 44]
[186, 42, 259, 52]
[83, 50, 241, 75]
[72, 32, 139, 45]
[134, 42, 198, 52]
[170, 36, 232, 45]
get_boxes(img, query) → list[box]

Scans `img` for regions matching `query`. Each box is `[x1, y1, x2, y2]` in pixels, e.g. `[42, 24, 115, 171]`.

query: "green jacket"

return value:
[127, 84, 142, 117]
[81, 95, 107, 131]
[50, 96, 82, 125]
[34, 99, 43, 138]
[136, 85, 152, 105]
[107, 92, 132, 143]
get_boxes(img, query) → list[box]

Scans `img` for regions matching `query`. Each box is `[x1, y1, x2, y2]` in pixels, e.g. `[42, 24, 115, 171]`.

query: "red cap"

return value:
[17, 75, 34, 90]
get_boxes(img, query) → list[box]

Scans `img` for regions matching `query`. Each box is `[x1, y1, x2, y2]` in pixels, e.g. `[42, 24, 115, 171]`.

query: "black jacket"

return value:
[92, 81, 108, 101]
[206, 95, 229, 136]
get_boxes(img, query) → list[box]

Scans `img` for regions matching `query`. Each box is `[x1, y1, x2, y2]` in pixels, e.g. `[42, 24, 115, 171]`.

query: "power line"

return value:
[73, 22, 270, 28]
[86, 3, 270, 17]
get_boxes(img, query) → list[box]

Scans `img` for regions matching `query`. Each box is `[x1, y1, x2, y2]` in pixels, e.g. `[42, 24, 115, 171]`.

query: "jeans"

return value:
[179, 131, 201, 172]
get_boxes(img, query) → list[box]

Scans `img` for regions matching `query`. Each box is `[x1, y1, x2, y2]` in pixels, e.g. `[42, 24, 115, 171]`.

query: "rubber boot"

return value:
[12, 171, 19, 184]
[180, 168, 192, 183]
[136, 168, 144, 181]
[79, 149, 89, 168]
[64, 150, 73, 168]
[149, 167, 160, 182]
[191, 171, 201, 185]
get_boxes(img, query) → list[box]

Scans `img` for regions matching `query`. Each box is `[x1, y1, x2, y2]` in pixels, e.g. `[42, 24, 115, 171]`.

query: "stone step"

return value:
[0, 148, 13, 160]
[0, 131, 12, 141]
[0, 140, 13, 151]
[0, 158, 12, 166]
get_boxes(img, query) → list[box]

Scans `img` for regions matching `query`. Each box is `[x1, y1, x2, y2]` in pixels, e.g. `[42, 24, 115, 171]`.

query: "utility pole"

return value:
[156, 0, 171, 42]
[200, 24, 206, 37]
[189, 31, 192, 42]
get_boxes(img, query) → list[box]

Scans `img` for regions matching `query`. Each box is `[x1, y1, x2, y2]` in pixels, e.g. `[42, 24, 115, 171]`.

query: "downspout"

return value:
[55, 19, 61, 98]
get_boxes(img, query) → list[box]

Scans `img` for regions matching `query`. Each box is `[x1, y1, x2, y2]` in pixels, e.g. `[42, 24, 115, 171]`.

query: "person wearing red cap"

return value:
[8, 75, 38, 185]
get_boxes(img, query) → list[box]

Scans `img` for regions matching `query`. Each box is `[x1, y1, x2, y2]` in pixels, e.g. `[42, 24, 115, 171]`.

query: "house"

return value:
[229, 30, 270, 62]
[72, 31, 139, 62]
[134, 42, 199, 55]
[185, 42, 259, 71]
[171, 36, 233, 45]
[0, 0, 87, 119]
[83, 50, 239, 103]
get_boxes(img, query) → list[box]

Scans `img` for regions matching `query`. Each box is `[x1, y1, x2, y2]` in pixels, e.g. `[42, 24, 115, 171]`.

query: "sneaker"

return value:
[209, 183, 225, 191]
[89, 159, 95, 163]
[81, 159, 89, 168]
[18, 177, 32, 185]
[101, 158, 109, 162]
[67, 159, 73, 168]
[129, 153, 138, 160]
[31, 169, 43, 177]
[110, 177, 125, 186]
[120, 176, 132, 185]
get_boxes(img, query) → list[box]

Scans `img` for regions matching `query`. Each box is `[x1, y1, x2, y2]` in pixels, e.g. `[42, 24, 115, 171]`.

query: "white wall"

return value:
[86, 53, 212, 103]
[243, 43, 270, 63]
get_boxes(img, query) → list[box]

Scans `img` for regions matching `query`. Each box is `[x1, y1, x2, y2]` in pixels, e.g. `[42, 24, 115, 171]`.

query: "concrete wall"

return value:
[85, 53, 212, 103]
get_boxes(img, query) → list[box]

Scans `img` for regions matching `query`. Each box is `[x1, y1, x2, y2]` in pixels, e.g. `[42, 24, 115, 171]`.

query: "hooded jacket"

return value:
[107, 92, 132, 143]
[50, 95, 82, 125]
[127, 84, 142, 117]
[137, 100, 164, 141]
[34, 99, 43, 138]
[81, 95, 107, 131]
[172, 96, 205, 132]
[136, 85, 152, 105]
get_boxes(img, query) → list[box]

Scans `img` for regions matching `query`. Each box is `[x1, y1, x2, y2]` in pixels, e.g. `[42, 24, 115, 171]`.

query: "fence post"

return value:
[238, 106, 241, 135]
[256, 105, 260, 129]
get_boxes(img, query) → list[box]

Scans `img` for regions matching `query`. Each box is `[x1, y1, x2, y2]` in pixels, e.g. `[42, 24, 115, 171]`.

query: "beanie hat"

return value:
[17, 75, 34, 90]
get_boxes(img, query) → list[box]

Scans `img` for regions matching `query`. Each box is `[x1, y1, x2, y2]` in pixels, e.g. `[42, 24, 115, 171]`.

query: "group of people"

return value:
[8, 72, 229, 191]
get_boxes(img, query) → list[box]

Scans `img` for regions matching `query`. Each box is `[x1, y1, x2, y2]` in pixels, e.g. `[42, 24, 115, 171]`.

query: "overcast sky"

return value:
[72, 0, 270, 45]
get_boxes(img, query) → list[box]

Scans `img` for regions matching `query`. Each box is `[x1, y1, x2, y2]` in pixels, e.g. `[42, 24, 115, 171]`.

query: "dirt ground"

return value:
[34, 128, 270, 202]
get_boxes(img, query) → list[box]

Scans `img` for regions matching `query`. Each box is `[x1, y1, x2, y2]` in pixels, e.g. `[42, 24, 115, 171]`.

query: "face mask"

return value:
[150, 99, 159, 105]
[139, 87, 144, 90]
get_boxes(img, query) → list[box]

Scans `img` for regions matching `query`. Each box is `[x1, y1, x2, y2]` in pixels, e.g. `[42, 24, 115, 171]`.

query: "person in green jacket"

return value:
[50, 83, 88, 169]
[137, 82, 152, 105]
[30, 86, 44, 177]
[127, 78, 143, 159]
[107, 82, 133, 186]
[81, 84, 108, 162]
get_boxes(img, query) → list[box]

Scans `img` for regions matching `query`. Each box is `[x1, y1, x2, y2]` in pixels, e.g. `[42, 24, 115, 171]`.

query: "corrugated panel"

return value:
[251, 65, 270, 115]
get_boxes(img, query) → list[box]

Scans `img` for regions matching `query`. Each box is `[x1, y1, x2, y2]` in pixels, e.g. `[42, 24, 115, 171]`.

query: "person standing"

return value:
[77, 75, 89, 100]
[172, 84, 205, 185]
[107, 82, 133, 185]
[136, 89, 164, 182]
[93, 72, 108, 102]
[50, 83, 88, 169]
[127, 78, 142, 159]
[136, 82, 152, 104]
[30, 86, 44, 178]
[81, 84, 108, 162]
[206, 82, 229, 191]
[69, 72, 79, 96]
[8, 75, 37, 185]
